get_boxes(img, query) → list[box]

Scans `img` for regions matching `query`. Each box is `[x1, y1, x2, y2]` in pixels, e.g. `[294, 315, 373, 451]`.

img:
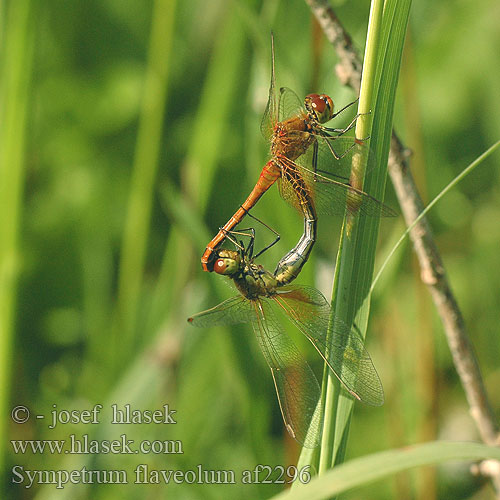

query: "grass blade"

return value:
[317, 0, 412, 474]
[113, 0, 177, 369]
[272, 441, 500, 499]
[372, 139, 500, 291]
[0, 0, 33, 481]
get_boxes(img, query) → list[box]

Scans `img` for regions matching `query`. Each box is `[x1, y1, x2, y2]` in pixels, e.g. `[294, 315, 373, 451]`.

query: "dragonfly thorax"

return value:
[213, 250, 278, 299]
[271, 120, 315, 162]
[236, 267, 277, 300]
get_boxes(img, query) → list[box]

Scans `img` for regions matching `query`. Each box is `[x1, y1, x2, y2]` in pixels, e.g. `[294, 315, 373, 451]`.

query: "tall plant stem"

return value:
[318, 0, 386, 474]
[307, 0, 500, 493]
[0, 0, 33, 484]
[114, 0, 176, 369]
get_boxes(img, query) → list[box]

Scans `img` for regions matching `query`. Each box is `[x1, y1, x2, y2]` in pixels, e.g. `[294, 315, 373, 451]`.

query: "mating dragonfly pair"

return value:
[189, 36, 396, 447]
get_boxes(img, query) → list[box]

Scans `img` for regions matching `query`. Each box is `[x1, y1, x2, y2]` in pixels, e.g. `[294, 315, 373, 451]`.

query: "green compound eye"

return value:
[214, 258, 239, 276]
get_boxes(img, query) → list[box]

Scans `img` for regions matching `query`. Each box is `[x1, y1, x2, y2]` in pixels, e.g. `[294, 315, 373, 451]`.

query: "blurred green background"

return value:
[2, 0, 500, 498]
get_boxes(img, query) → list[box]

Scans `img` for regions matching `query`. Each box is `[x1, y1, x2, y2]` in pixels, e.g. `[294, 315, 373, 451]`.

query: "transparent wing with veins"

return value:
[277, 158, 315, 215]
[260, 34, 278, 141]
[312, 135, 366, 181]
[278, 87, 304, 123]
[271, 285, 385, 406]
[188, 295, 256, 327]
[188, 292, 323, 447]
[279, 141, 397, 217]
[251, 299, 323, 448]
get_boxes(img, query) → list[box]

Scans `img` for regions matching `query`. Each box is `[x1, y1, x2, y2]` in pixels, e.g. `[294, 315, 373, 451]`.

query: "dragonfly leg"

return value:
[325, 136, 357, 161]
[328, 112, 362, 136]
[319, 110, 368, 135]
[222, 208, 281, 261]
[223, 226, 256, 256]
[330, 97, 359, 119]
[245, 211, 281, 260]
[311, 138, 351, 183]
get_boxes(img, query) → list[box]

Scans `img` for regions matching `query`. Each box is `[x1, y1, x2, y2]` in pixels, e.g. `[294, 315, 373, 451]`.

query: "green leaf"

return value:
[273, 441, 500, 499]
[315, 0, 412, 474]
[0, 0, 34, 480]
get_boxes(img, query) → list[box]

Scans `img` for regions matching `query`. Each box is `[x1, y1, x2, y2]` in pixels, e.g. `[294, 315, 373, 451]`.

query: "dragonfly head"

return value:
[304, 93, 334, 124]
[213, 250, 241, 277]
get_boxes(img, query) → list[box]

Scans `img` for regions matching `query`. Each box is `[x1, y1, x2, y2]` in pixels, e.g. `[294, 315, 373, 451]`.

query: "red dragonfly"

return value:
[201, 35, 396, 272]
[189, 239, 384, 447]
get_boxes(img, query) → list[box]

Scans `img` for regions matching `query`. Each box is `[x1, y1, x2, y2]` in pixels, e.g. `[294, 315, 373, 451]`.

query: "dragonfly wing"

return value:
[277, 145, 359, 216]
[251, 299, 323, 448]
[294, 142, 397, 217]
[276, 163, 314, 215]
[260, 34, 278, 141]
[272, 286, 384, 406]
[188, 295, 255, 328]
[314, 136, 367, 181]
[278, 87, 304, 122]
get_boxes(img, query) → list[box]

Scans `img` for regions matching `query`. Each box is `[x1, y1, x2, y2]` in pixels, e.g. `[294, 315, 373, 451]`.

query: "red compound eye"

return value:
[309, 94, 326, 114]
[305, 93, 334, 123]
[214, 259, 227, 275]
[320, 94, 334, 115]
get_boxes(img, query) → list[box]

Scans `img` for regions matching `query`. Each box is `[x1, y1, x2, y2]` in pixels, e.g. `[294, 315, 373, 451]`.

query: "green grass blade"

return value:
[318, 0, 385, 474]
[113, 0, 177, 369]
[271, 441, 500, 499]
[318, 0, 412, 474]
[33, 324, 178, 499]
[151, 5, 251, 335]
[183, 7, 251, 213]
[0, 0, 33, 481]
[371, 139, 500, 291]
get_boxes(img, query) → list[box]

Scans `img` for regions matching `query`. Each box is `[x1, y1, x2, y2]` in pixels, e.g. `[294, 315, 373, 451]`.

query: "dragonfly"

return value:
[189, 237, 384, 447]
[201, 34, 396, 273]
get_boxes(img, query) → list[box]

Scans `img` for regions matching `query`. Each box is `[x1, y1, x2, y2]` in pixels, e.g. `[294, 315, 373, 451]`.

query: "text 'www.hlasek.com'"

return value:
[10, 403, 312, 489]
